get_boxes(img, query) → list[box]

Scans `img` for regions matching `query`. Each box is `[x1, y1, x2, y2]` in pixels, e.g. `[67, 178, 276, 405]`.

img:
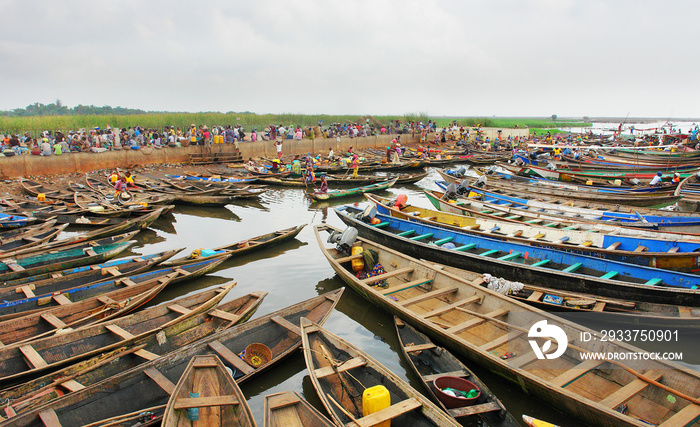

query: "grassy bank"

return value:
[0, 112, 590, 135]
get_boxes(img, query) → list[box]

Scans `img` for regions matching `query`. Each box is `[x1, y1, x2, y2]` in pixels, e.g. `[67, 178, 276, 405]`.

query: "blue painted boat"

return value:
[334, 205, 700, 307]
[368, 194, 700, 272]
[435, 181, 700, 230]
[0, 212, 35, 229]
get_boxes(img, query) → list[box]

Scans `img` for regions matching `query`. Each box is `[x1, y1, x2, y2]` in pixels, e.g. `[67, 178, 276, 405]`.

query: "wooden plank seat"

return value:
[271, 315, 301, 336]
[403, 343, 436, 353]
[105, 324, 135, 341]
[480, 332, 521, 351]
[549, 359, 603, 387]
[60, 379, 86, 393]
[41, 313, 68, 330]
[667, 247, 680, 253]
[447, 309, 509, 334]
[208, 340, 255, 375]
[38, 408, 62, 427]
[380, 279, 434, 295]
[353, 398, 422, 427]
[360, 267, 414, 284]
[448, 401, 502, 418]
[562, 263, 582, 273]
[334, 253, 364, 264]
[144, 367, 176, 395]
[599, 370, 663, 408]
[606, 242, 622, 250]
[526, 291, 543, 301]
[531, 259, 551, 267]
[398, 286, 458, 307]
[52, 294, 72, 305]
[659, 403, 700, 427]
[17, 285, 35, 298]
[208, 309, 241, 323]
[454, 243, 477, 251]
[173, 395, 240, 410]
[420, 295, 482, 319]
[134, 349, 159, 361]
[314, 357, 367, 379]
[167, 304, 193, 316]
[20, 345, 48, 369]
[422, 370, 470, 383]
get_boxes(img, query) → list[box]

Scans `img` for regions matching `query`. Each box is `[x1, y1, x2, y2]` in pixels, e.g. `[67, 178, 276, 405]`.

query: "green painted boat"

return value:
[309, 177, 398, 201]
[0, 232, 137, 282]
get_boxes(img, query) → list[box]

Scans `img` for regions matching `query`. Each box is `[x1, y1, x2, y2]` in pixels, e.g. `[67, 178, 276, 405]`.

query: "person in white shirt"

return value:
[649, 172, 663, 186]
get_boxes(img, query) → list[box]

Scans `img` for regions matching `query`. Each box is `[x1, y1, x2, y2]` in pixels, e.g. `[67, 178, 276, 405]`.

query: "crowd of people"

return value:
[0, 120, 440, 158]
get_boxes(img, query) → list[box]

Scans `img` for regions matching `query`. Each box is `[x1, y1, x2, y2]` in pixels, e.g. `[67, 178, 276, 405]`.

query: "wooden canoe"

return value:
[162, 355, 256, 427]
[439, 170, 681, 208]
[0, 212, 36, 229]
[0, 253, 161, 309]
[301, 317, 460, 426]
[366, 194, 700, 272]
[0, 254, 230, 324]
[314, 224, 700, 427]
[0, 282, 234, 386]
[394, 317, 520, 426]
[20, 178, 76, 201]
[309, 177, 398, 201]
[163, 224, 306, 267]
[0, 248, 182, 290]
[0, 290, 267, 418]
[424, 189, 700, 239]
[334, 206, 700, 307]
[0, 221, 67, 257]
[3, 289, 343, 426]
[263, 391, 334, 427]
[435, 262, 700, 330]
[1, 208, 165, 259]
[0, 235, 137, 282]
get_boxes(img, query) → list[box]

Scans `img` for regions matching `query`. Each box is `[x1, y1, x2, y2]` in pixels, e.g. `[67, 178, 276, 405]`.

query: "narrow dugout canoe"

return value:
[0, 248, 182, 289]
[0, 235, 137, 282]
[20, 178, 75, 201]
[162, 355, 256, 427]
[309, 177, 398, 201]
[4, 289, 343, 426]
[301, 318, 460, 426]
[0, 281, 234, 386]
[163, 224, 306, 266]
[0, 290, 267, 418]
[263, 391, 335, 427]
[314, 224, 700, 427]
[394, 316, 520, 426]
[1, 208, 164, 259]
[0, 254, 230, 325]
[0, 221, 67, 256]
[334, 206, 700, 307]
[435, 262, 700, 330]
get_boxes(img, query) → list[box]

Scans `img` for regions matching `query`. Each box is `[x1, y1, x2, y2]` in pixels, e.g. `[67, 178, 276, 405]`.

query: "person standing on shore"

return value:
[275, 140, 283, 159]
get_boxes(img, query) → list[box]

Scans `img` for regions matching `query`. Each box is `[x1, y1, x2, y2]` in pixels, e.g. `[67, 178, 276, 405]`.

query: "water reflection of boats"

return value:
[149, 216, 177, 235]
[227, 198, 268, 212]
[172, 204, 242, 221]
[216, 238, 308, 269]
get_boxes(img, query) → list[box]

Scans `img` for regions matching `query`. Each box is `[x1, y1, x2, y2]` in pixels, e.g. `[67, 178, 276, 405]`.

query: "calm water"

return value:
[116, 168, 699, 427]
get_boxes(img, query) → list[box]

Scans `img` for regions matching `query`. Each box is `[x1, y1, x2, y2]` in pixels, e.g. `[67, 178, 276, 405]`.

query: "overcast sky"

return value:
[1, 0, 698, 118]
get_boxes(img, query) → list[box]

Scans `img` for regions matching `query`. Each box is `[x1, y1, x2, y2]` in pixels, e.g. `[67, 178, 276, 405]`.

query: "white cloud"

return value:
[0, 0, 698, 117]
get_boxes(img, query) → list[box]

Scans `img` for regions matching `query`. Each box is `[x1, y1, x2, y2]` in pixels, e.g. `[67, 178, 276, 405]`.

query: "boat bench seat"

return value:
[173, 395, 240, 410]
[314, 357, 367, 379]
[353, 398, 422, 427]
[562, 263, 582, 273]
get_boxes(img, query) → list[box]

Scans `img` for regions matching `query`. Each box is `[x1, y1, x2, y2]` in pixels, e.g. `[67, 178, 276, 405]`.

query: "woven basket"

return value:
[566, 298, 596, 308]
[244, 343, 272, 367]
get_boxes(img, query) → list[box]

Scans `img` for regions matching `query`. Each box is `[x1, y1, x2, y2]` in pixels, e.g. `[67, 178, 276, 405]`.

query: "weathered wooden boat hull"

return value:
[0, 290, 267, 418]
[263, 391, 335, 427]
[309, 177, 398, 201]
[162, 224, 306, 267]
[314, 224, 700, 427]
[162, 355, 256, 426]
[301, 318, 460, 427]
[4, 289, 343, 426]
[334, 207, 700, 307]
[395, 317, 520, 426]
[367, 194, 700, 272]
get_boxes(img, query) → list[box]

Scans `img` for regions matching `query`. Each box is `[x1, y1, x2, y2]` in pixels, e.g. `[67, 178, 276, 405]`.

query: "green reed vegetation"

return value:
[0, 112, 590, 135]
